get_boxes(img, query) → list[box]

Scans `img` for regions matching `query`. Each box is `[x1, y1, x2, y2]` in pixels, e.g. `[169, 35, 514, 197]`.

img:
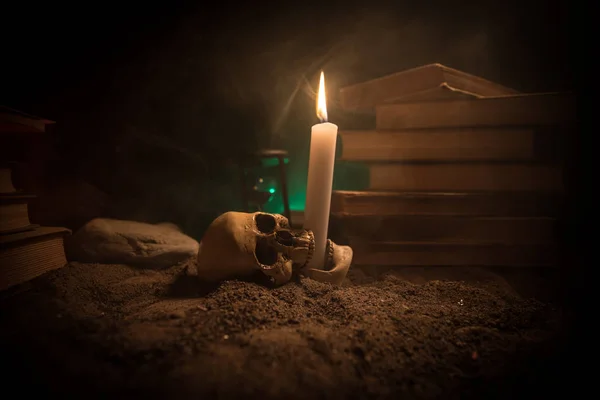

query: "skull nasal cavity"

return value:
[255, 239, 278, 265]
[255, 213, 276, 234]
[276, 230, 294, 246]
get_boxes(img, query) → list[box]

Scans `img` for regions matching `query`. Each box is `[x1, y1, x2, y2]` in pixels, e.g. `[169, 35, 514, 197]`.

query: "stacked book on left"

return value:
[1, 107, 70, 292]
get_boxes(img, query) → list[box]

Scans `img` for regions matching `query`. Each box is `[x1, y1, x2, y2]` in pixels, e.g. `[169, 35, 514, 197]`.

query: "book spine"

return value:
[368, 164, 563, 192]
[339, 129, 535, 161]
[0, 167, 16, 194]
[376, 93, 576, 130]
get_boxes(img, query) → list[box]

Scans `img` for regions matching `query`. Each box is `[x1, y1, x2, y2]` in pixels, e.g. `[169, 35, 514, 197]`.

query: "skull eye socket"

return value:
[255, 238, 278, 266]
[255, 213, 276, 234]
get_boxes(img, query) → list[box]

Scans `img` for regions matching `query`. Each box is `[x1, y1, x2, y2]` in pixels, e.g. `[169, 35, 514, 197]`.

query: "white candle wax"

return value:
[304, 121, 338, 269]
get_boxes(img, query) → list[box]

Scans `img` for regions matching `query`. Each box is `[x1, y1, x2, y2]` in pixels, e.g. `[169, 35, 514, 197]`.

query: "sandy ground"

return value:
[0, 262, 577, 399]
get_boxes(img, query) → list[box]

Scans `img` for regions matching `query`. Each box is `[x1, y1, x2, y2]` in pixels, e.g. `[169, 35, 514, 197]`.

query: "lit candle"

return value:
[303, 71, 338, 269]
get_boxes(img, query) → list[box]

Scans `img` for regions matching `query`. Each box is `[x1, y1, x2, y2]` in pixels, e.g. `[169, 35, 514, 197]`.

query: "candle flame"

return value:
[316, 71, 327, 122]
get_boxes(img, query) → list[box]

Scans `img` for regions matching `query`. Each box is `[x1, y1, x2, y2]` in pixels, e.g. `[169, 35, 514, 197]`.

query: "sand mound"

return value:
[0, 262, 571, 399]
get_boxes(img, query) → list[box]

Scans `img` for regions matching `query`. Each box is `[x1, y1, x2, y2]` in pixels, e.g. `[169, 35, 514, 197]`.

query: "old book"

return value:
[0, 226, 70, 292]
[339, 63, 519, 112]
[376, 92, 576, 130]
[368, 163, 563, 192]
[349, 241, 557, 267]
[0, 167, 16, 193]
[0, 105, 54, 134]
[330, 214, 556, 244]
[330, 190, 562, 217]
[379, 83, 487, 104]
[339, 128, 535, 161]
[0, 194, 37, 234]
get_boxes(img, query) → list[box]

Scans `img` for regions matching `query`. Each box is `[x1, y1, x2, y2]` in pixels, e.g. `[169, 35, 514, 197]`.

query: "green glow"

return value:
[269, 188, 276, 194]
[285, 161, 371, 212]
[261, 157, 290, 168]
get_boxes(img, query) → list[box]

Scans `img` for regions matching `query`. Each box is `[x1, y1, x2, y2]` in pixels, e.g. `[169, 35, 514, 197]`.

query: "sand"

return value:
[0, 262, 576, 399]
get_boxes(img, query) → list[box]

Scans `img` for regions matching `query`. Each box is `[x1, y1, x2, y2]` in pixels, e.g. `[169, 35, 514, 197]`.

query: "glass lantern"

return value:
[239, 149, 291, 224]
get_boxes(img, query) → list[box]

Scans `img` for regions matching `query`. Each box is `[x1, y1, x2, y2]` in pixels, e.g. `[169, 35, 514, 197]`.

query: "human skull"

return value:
[299, 239, 354, 286]
[196, 211, 315, 286]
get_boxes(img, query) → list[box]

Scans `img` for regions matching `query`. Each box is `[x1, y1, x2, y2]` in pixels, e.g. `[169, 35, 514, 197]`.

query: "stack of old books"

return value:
[0, 107, 70, 292]
[329, 64, 576, 267]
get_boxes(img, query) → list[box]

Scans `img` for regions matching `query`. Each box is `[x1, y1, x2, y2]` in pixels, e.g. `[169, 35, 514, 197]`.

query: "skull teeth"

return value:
[325, 239, 335, 271]
[300, 230, 315, 269]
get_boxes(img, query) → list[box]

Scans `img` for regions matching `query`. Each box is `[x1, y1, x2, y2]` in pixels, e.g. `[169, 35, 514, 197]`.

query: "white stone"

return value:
[67, 218, 199, 268]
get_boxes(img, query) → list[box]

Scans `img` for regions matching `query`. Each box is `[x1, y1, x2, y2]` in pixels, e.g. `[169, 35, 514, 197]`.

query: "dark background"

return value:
[1, 0, 576, 236]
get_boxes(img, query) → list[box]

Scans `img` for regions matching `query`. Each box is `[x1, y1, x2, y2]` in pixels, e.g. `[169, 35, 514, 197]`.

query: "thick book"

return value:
[339, 63, 519, 112]
[330, 214, 556, 244]
[349, 241, 557, 267]
[330, 190, 562, 217]
[367, 163, 563, 192]
[338, 128, 535, 161]
[0, 105, 54, 134]
[376, 92, 576, 130]
[0, 226, 70, 292]
[0, 194, 37, 234]
[379, 83, 488, 104]
[0, 167, 16, 193]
